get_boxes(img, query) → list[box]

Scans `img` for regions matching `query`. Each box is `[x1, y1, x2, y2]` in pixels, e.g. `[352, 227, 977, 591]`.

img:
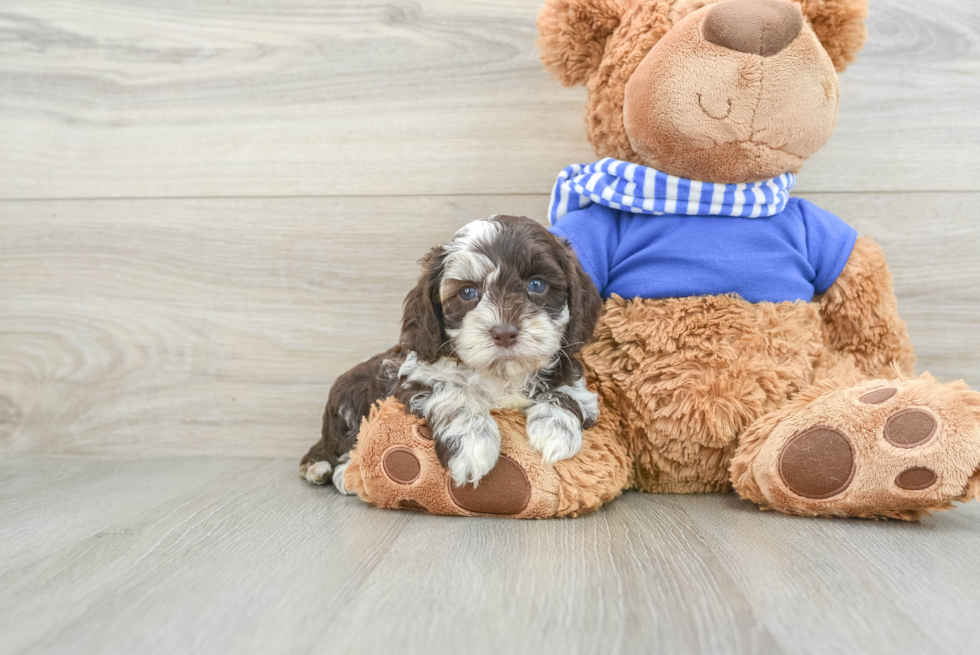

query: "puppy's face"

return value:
[440, 219, 569, 377]
[400, 216, 601, 379]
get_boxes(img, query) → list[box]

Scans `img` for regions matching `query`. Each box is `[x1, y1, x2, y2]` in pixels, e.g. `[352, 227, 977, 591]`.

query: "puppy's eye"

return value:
[459, 286, 478, 301]
[527, 279, 546, 294]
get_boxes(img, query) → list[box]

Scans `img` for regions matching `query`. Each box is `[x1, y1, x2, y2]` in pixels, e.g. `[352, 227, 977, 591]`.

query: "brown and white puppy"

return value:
[300, 215, 602, 491]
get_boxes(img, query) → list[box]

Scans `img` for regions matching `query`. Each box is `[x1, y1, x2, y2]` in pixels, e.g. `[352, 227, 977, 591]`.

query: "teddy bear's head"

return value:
[538, 0, 868, 183]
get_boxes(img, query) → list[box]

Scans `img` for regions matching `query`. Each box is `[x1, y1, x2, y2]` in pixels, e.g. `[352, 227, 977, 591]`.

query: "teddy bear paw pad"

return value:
[775, 390, 942, 503]
[447, 455, 531, 515]
[859, 387, 897, 404]
[895, 467, 938, 491]
[883, 408, 937, 448]
[749, 376, 980, 518]
[778, 426, 855, 499]
[382, 447, 421, 484]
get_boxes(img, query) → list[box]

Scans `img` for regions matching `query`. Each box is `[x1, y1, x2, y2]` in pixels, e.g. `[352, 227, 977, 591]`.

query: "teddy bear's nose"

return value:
[703, 0, 803, 57]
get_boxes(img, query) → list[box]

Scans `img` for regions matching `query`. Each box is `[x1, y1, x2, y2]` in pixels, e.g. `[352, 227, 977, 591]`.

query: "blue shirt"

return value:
[549, 197, 857, 303]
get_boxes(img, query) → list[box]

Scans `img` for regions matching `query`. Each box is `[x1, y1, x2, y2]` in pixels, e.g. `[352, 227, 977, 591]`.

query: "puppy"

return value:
[300, 215, 602, 491]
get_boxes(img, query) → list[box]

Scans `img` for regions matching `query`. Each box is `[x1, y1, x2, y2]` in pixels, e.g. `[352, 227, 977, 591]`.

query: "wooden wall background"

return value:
[1, 0, 978, 459]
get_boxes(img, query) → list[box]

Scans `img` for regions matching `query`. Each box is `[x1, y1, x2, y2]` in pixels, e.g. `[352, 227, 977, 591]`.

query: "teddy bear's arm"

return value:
[817, 235, 915, 378]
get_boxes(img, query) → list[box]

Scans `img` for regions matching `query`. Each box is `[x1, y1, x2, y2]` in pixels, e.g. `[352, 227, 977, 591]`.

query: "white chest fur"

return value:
[398, 353, 537, 411]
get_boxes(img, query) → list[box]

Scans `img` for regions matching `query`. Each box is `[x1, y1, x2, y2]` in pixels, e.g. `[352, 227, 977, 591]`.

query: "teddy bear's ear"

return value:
[537, 0, 628, 87]
[797, 0, 868, 72]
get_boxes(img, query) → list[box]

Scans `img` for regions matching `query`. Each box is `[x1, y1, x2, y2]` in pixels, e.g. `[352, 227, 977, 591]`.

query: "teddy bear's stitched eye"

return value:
[459, 286, 478, 301]
[527, 279, 546, 294]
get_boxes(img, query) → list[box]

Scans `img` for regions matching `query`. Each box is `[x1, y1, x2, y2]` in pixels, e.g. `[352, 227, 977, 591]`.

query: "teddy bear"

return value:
[326, 0, 980, 520]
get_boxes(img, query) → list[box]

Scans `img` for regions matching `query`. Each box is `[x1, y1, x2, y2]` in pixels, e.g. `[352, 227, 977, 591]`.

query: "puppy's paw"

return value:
[300, 460, 333, 485]
[403, 390, 431, 420]
[332, 462, 356, 495]
[439, 414, 501, 487]
[526, 403, 583, 465]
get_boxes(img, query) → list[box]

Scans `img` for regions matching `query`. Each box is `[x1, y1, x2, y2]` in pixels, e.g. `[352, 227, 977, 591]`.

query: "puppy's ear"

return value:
[557, 239, 602, 355]
[537, 0, 626, 87]
[400, 246, 446, 364]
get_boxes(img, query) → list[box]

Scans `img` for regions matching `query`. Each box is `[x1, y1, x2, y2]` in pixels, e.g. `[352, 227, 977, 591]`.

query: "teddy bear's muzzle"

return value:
[621, 0, 839, 183]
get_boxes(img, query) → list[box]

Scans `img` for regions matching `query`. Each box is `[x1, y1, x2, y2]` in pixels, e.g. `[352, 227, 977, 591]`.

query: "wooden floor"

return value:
[2, 1, 980, 653]
[1, 456, 979, 655]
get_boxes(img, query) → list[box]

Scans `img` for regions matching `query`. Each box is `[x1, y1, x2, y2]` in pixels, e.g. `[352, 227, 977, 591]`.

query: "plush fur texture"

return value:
[796, 0, 869, 71]
[817, 235, 916, 379]
[623, 0, 840, 182]
[326, 0, 980, 520]
[537, 0, 866, 179]
[730, 375, 980, 520]
[584, 293, 824, 494]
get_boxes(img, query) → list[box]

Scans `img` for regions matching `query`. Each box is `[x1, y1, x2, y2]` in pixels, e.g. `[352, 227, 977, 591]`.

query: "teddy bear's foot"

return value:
[731, 375, 980, 520]
[338, 397, 631, 518]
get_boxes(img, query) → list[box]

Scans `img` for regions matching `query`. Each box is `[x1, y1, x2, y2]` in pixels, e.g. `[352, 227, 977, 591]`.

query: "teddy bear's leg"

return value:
[339, 395, 631, 518]
[582, 293, 832, 495]
[731, 375, 980, 519]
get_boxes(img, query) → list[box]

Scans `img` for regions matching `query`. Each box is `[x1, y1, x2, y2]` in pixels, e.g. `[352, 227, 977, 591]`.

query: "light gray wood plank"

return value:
[0, 0, 978, 200]
[801, 192, 980, 387]
[799, 0, 980, 193]
[328, 487, 779, 655]
[2, 456, 979, 655]
[681, 494, 980, 655]
[0, 457, 266, 572]
[0, 0, 593, 200]
[0, 194, 544, 458]
[1, 192, 978, 458]
[0, 457, 412, 655]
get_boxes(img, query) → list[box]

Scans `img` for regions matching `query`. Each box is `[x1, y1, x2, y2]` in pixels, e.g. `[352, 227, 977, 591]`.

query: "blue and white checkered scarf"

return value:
[548, 157, 796, 225]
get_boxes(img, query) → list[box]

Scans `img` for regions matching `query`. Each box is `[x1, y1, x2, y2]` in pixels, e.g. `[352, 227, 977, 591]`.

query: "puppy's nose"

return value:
[490, 324, 520, 348]
[703, 0, 803, 57]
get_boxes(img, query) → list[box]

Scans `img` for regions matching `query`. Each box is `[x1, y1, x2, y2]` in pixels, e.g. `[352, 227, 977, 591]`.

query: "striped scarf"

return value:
[548, 157, 796, 225]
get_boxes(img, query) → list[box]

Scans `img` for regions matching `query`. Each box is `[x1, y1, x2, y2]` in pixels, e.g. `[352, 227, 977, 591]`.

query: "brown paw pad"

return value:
[883, 408, 937, 448]
[382, 447, 421, 484]
[448, 455, 531, 515]
[895, 467, 938, 491]
[860, 387, 897, 404]
[413, 423, 433, 440]
[779, 427, 855, 499]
